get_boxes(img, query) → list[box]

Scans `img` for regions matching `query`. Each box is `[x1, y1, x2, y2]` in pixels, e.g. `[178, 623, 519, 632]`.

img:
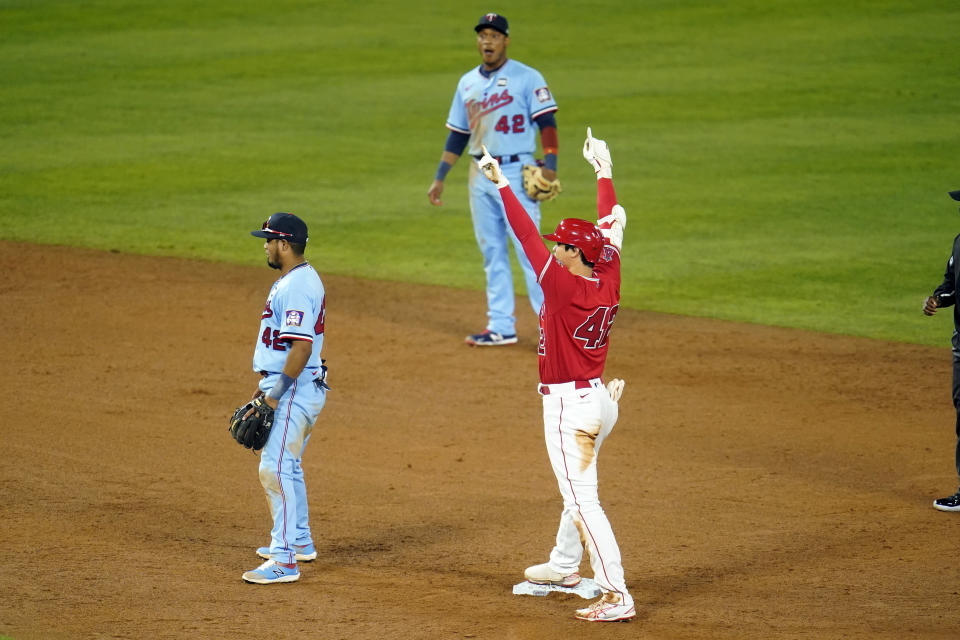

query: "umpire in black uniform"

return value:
[924, 189, 960, 511]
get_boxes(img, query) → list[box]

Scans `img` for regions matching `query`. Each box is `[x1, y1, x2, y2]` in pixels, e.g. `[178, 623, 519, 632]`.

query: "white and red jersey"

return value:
[498, 178, 621, 384]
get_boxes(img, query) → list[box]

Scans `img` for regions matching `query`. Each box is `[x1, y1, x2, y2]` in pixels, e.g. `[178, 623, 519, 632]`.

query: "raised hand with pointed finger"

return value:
[582, 126, 612, 179]
[476, 144, 510, 188]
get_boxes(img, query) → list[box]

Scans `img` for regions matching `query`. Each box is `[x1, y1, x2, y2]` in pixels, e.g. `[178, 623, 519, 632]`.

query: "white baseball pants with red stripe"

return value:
[541, 381, 632, 605]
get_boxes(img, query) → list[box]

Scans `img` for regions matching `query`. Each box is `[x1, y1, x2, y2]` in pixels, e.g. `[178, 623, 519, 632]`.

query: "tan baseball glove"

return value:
[522, 164, 562, 202]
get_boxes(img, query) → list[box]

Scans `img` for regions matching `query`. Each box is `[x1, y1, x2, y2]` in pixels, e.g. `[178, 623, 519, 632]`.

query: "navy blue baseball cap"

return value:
[951, 190, 960, 201]
[475, 13, 508, 36]
[251, 212, 308, 244]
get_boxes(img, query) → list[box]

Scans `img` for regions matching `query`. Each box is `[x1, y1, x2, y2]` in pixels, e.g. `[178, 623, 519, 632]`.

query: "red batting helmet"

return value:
[543, 218, 604, 263]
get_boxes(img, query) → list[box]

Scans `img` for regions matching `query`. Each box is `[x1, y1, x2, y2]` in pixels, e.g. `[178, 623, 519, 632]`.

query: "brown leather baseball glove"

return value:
[522, 164, 562, 202]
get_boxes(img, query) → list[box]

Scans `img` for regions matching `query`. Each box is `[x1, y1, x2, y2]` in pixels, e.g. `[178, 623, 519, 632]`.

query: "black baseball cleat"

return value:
[933, 492, 960, 512]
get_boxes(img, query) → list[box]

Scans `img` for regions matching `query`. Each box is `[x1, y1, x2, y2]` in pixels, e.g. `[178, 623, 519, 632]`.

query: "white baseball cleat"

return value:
[524, 562, 581, 587]
[574, 592, 636, 622]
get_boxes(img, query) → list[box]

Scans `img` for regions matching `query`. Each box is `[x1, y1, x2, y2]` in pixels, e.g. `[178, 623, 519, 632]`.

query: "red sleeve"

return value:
[597, 177, 617, 220]
[498, 185, 551, 273]
[594, 177, 622, 287]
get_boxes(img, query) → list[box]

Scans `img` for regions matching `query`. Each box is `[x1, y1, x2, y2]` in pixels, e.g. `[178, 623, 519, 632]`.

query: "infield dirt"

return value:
[2, 241, 959, 639]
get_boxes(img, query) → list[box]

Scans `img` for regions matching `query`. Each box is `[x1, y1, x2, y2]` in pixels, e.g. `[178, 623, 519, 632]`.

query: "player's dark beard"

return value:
[267, 258, 281, 270]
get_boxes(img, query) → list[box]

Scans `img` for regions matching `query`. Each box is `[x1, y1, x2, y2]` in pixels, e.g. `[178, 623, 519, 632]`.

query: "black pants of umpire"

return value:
[952, 352, 960, 490]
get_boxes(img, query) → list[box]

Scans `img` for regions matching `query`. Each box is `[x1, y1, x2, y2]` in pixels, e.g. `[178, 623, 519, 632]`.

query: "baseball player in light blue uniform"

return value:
[241, 212, 329, 585]
[428, 12, 559, 346]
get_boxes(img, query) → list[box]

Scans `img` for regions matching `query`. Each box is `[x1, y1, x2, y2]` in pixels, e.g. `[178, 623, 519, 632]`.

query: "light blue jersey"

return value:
[446, 59, 558, 157]
[253, 262, 325, 381]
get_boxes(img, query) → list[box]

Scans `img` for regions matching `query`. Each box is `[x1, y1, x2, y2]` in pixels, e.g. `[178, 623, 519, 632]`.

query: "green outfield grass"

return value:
[2, 0, 958, 345]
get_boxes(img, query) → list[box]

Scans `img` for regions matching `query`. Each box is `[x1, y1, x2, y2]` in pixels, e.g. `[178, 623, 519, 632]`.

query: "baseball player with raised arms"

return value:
[240, 212, 329, 584]
[477, 129, 634, 621]
[428, 12, 559, 346]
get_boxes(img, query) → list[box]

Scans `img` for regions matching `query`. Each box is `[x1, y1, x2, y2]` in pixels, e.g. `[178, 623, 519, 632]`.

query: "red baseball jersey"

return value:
[498, 178, 621, 384]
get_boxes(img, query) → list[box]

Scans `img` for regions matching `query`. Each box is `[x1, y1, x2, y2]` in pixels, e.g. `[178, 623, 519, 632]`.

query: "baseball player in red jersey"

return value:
[477, 128, 634, 622]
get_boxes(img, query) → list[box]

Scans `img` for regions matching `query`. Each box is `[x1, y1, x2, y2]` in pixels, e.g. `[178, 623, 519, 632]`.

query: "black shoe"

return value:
[933, 492, 960, 512]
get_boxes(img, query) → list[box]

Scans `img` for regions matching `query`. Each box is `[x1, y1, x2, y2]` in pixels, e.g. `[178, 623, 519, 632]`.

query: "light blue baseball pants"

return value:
[467, 155, 544, 337]
[258, 374, 326, 565]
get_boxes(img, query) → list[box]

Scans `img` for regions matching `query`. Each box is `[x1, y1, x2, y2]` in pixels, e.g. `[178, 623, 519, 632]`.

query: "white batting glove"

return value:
[477, 145, 509, 188]
[598, 204, 626, 250]
[582, 126, 612, 179]
[606, 378, 625, 402]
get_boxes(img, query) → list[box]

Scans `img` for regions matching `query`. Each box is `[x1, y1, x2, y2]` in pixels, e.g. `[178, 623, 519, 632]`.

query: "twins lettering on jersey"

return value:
[466, 89, 515, 129]
[465, 86, 551, 131]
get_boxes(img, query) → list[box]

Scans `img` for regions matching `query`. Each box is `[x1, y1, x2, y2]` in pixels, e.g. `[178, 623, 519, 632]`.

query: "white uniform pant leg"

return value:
[258, 380, 325, 564]
[542, 387, 631, 602]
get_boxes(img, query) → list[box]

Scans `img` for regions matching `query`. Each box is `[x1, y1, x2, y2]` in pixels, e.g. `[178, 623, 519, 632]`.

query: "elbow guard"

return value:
[598, 203, 627, 230]
[598, 204, 626, 249]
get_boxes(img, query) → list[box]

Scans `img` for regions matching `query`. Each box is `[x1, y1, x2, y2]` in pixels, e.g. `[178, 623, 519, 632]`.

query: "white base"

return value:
[512, 577, 602, 599]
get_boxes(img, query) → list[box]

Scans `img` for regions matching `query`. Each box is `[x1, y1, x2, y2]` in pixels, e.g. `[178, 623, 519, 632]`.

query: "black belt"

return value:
[473, 153, 521, 165]
[259, 370, 330, 390]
